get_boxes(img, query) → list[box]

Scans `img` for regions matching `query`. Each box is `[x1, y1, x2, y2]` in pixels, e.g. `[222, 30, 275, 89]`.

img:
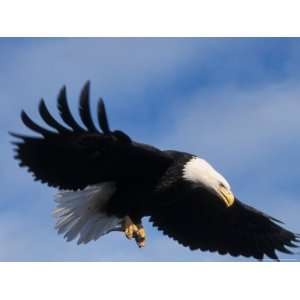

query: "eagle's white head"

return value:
[183, 156, 235, 207]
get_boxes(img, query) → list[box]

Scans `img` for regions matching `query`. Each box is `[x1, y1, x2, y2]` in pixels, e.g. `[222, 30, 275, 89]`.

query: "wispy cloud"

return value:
[163, 79, 300, 172]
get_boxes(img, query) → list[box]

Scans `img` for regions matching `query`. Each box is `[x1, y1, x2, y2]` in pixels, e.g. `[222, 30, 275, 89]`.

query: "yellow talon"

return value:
[122, 216, 146, 247]
[123, 216, 138, 240]
[135, 225, 146, 248]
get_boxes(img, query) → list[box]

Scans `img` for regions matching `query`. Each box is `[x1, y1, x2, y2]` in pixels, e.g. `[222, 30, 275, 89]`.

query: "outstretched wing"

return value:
[150, 182, 299, 260]
[11, 82, 171, 190]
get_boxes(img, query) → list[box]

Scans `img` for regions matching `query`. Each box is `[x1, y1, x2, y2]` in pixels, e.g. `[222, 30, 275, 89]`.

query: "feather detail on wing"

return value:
[11, 82, 171, 190]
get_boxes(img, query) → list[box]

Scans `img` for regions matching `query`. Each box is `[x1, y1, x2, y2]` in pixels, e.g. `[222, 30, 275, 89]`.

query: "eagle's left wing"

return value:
[150, 181, 299, 260]
[11, 82, 172, 190]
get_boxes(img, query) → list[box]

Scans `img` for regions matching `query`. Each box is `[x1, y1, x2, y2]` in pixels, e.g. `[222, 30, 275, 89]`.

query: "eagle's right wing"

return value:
[11, 82, 171, 190]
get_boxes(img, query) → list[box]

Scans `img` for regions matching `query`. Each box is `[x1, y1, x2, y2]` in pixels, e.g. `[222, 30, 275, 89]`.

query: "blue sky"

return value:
[1, 38, 300, 261]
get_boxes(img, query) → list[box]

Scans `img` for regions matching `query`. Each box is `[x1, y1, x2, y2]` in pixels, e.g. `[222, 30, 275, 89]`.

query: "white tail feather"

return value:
[53, 182, 123, 244]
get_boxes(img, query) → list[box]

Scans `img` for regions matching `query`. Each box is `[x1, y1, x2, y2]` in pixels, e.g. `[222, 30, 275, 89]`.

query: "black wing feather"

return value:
[39, 99, 71, 133]
[57, 86, 85, 132]
[21, 110, 55, 136]
[97, 98, 110, 134]
[79, 81, 99, 133]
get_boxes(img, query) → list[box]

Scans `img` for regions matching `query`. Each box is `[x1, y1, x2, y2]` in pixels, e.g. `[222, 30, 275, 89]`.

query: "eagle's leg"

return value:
[122, 216, 146, 248]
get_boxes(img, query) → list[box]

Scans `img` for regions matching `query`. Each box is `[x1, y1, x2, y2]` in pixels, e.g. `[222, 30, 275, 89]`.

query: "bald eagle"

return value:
[11, 82, 299, 261]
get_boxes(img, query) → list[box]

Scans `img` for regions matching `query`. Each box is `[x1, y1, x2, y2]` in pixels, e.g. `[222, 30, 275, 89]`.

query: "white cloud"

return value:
[161, 79, 300, 175]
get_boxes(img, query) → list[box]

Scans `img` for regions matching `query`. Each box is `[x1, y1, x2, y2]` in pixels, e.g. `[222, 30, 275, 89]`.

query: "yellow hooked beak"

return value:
[218, 185, 235, 207]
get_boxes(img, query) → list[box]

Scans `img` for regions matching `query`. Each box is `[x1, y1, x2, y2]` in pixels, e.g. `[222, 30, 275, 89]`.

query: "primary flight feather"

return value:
[11, 82, 299, 260]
